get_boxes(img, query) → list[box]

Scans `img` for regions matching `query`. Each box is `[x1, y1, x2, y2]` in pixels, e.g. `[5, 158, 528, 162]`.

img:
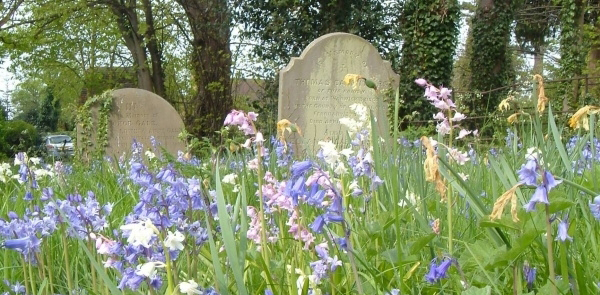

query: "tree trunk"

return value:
[175, 0, 232, 138]
[532, 43, 544, 75]
[106, 0, 153, 92]
[141, 0, 167, 99]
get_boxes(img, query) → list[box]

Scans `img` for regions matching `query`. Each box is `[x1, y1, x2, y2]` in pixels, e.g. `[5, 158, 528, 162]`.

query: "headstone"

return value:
[79, 88, 186, 157]
[278, 32, 399, 152]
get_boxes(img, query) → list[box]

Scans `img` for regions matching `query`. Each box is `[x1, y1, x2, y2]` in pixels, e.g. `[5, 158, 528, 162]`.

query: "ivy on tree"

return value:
[468, 0, 516, 118]
[396, 0, 460, 128]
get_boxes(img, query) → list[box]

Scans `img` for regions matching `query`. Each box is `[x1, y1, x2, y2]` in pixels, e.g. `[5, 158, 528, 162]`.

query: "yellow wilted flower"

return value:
[421, 136, 446, 200]
[343, 74, 364, 90]
[277, 119, 301, 149]
[568, 105, 600, 130]
[490, 183, 522, 222]
[498, 96, 513, 112]
[533, 74, 548, 114]
[507, 113, 519, 124]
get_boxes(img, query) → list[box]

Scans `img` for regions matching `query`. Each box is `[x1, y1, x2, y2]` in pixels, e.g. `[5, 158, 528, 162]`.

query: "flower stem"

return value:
[256, 142, 270, 273]
[544, 204, 557, 295]
[161, 239, 175, 295]
[88, 240, 97, 294]
[447, 189, 453, 255]
[447, 109, 454, 255]
[21, 259, 30, 295]
[27, 260, 36, 295]
[60, 231, 74, 292]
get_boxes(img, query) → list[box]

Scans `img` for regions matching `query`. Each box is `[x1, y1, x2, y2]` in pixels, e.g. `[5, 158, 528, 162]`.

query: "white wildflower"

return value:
[29, 157, 41, 165]
[526, 147, 543, 164]
[318, 141, 340, 168]
[145, 150, 156, 159]
[350, 103, 369, 122]
[164, 230, 185, 251]
[222, 173, 238, 185]
[120, 220, 158, 248]
[458, 173, 469, 181]
[398, 190, 418, 207]
[339, 117, 362, 135]
[340, 148, 353, 158]
[334, 162, 347, 175]
[179, 280, 202, 294]
[135, 261, 165, 278]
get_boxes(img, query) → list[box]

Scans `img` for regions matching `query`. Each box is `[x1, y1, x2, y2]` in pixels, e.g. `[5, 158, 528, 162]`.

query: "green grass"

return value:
[0, 89, 600, 295]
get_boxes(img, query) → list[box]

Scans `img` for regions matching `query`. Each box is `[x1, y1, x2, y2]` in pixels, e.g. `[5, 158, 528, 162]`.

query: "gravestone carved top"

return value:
[79, 88, 186, 158]
[278, 32, 399, 152]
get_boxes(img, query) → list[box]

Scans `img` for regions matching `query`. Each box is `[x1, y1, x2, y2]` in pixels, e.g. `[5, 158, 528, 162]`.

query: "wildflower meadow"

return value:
[1, 75, 600, 295]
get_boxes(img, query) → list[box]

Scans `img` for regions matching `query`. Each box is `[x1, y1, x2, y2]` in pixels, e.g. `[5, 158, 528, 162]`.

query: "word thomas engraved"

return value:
[279, 33, 399, 152]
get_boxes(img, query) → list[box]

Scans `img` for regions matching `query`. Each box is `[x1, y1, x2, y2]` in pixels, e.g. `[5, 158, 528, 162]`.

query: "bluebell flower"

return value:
[590, 196, 600, 220]
[7, 212, 18, 220]
[41, 187, 53, 201]
[425, 258, 453, 284]
[523, 264, 536, 290]
[265, 290, 274, 295]
[291, 161, 312, 177]
[3, 280, 25, 294]
[518, 159, 538, 186]
[3, 236, 40, 257]
[311, 215, 326, 233]
[335, 237, 348, 251]
[524, 168, 562, 212]
[425, 260, 439, 283]
[556, 219, 573, 242]
[386, 289, 400, 295]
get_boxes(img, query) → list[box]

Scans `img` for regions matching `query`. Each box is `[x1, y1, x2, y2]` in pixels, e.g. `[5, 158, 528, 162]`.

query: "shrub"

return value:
[0, 120, 43, 159]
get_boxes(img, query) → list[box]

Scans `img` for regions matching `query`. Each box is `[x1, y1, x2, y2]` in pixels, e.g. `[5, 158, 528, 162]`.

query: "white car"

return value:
[45, 135, 74, 157]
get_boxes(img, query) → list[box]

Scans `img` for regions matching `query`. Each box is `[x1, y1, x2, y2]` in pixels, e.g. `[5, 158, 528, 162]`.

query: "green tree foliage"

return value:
[469, 0, 516, 116]
[397, 0, 460, 126]
[514, 0, 558, 75]
[0, 120, 42, 159]
[234, 0, 399, 72]
[37, 89, 60, 133]
[557, 0, 586, 110]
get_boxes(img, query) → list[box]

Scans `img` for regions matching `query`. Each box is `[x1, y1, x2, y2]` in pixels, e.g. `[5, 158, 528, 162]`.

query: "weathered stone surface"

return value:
[278, 32, 399, 152]
[81, 88, 186, 157]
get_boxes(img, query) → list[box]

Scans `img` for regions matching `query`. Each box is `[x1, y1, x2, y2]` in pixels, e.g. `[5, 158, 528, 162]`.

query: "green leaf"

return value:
[548, 198, 575, 213]
[215, 167, 248, 295]
[479, 220, 520, 231]
[491, 228, 542, 268]
[537, 278, 570, 294]
[548, 105, 572, 174]
[409, 233, 436, 255]
[380, 248, 399, 264]
[461, 285, 491, 295]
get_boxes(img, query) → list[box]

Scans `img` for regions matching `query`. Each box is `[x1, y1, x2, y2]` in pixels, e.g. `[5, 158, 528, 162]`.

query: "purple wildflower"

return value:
[556, 219, 573, 242]
[425, 258, 453, 284]
[590, 196, 600, 220]
[523, 264, 536, 290]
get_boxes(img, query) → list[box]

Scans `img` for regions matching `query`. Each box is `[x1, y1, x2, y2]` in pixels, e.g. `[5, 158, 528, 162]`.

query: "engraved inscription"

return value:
[278, 33, 399, 153]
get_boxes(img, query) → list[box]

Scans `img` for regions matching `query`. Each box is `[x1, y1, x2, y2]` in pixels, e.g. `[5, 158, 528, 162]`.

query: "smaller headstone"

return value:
[278, 33, 399, 152]
[78, 88, 186, 158]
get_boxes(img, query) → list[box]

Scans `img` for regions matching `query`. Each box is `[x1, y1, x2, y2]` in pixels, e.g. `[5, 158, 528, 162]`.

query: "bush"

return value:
[0, 120, 43, 160]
